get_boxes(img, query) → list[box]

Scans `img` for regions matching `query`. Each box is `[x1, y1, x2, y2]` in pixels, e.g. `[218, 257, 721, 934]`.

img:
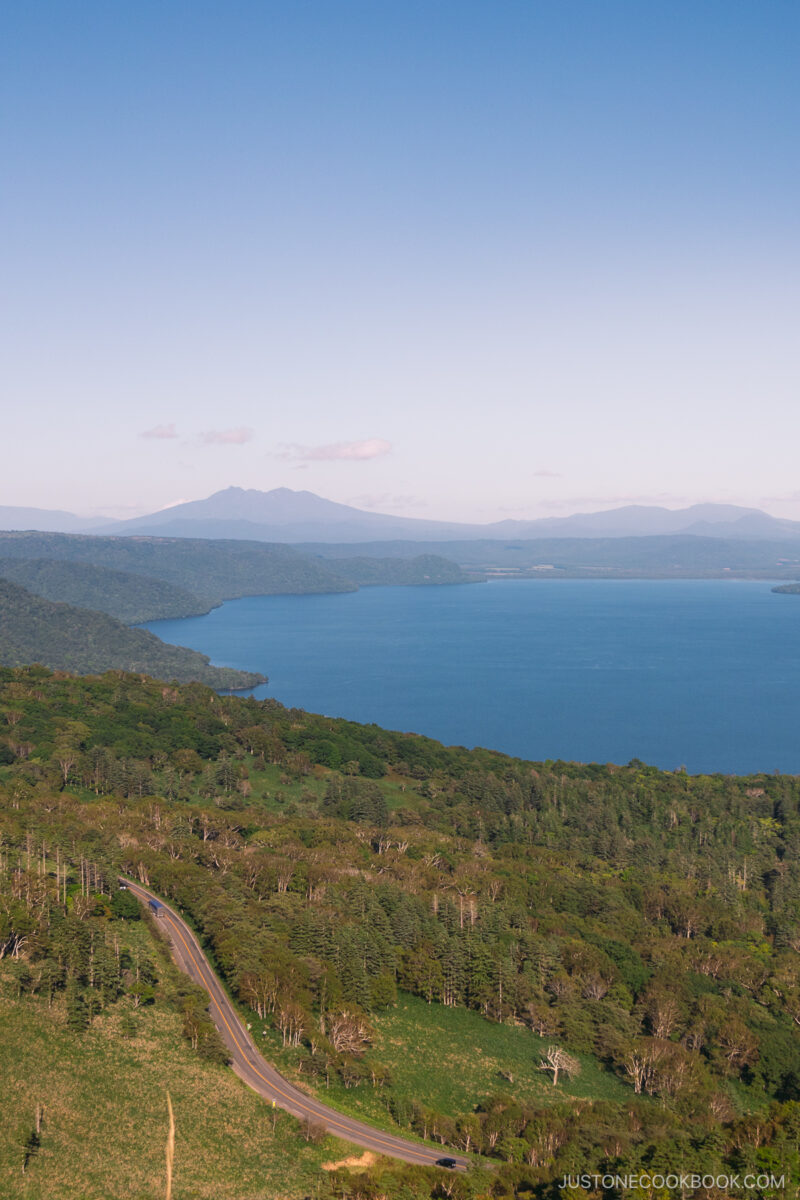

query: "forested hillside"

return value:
[316, 553, 473, 587]
[0, 582, 265, 688]
[0, 531, 356, 615]
[0, 557, 208, 623]
[2, 667, 799, 1197]
[304, 535, 800, 579]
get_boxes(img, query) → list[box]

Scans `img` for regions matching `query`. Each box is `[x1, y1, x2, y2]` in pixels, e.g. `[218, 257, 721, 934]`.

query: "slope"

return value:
[0, 579, 264, 687]
[0, 558, 209, 623]
[0, 531, 356, 606]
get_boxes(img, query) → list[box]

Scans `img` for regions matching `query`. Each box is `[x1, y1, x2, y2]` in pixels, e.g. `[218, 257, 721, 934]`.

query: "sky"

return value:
[2, 1, 799, 523]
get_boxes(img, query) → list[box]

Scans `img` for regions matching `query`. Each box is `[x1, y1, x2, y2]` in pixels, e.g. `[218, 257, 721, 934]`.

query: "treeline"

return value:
[0, 847, 227, 1065]
[2, 666, 800, 1196]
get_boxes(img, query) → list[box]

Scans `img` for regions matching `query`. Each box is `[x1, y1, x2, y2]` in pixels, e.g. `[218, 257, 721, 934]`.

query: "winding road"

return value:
[121, 878, 469, 1170]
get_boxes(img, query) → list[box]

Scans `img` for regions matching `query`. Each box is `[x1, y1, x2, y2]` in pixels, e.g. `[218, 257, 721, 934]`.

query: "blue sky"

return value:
[2, 1, 799, 521]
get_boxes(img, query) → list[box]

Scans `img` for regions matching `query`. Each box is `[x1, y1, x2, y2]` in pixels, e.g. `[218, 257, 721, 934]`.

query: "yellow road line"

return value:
[134, 884, 453, 1165]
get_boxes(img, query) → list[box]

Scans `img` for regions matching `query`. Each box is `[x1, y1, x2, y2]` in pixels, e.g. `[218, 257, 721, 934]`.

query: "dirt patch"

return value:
[321, 1151, 378, 1173]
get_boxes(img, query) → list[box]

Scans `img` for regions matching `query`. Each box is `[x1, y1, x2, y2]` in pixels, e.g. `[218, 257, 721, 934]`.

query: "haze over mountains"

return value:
[0, 505, 115, 535]
[4, 487, 800, 543]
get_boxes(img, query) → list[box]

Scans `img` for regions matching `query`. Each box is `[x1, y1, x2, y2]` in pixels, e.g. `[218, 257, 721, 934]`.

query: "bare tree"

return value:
[538, 1045, 581, 1087]
[328, 1010, 373, 1056]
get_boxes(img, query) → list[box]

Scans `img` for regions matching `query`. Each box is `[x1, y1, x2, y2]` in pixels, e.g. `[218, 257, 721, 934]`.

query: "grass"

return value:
[367, 995, 632, 1110]
[0, 928, 351, 1200]
[254, 993, 633, 1140]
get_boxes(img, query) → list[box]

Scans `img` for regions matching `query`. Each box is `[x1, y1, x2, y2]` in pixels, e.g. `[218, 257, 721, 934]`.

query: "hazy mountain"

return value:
[0, 505, 116, 534]
[98, 488, 800, 544]
[96, 487, 489, 541]
[494, 503, 774, 538]
[8, 488, 800, 544]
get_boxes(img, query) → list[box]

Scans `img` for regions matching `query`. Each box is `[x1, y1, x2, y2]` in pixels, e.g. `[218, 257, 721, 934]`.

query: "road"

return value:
[121, 878, 469, 1170]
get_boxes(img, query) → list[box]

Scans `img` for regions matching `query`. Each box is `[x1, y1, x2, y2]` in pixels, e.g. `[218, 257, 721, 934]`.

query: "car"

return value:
[436, 1158, 458, 1169]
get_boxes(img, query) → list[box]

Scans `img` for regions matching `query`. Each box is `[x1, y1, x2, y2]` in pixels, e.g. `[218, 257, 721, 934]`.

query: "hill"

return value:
[0, 908, 339, 1199]
[0, 531, 356, 611]
[0, 580, 265, 687]
[305, 533, 800, 578]
[2, 668, 800, 1198]
[0, 504, 115, 533]
[318, 553, 472, 587]
[0, 557, 209, 623]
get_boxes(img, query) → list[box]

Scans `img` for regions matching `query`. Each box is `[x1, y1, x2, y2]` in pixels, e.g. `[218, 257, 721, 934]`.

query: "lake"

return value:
[143, 579, 800, 775]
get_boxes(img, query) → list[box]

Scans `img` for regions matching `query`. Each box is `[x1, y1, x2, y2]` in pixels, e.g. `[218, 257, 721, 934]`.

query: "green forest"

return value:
[0, 531, 470, 623]
[2, 667, 799, 1198]
[0, 580, 266, 688]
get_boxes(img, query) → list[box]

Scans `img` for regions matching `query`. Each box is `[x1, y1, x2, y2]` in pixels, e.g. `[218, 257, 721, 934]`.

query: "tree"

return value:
[328, 1009, 372, 1055]
[111, 888, 141, 920]
[538, 1045, 581, 1087]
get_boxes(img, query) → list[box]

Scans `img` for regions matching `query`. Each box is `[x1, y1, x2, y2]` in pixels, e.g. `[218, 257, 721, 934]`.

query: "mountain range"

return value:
[0, 505, 115, 534]
[3, 487, 800, 543]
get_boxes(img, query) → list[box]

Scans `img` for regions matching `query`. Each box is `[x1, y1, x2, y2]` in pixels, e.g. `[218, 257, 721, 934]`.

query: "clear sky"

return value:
[2, 1, 799, 522]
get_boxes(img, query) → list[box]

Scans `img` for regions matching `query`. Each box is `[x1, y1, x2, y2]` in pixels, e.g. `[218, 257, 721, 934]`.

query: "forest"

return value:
[0, 579, 266, 688]
[1, 666, 799, 1198]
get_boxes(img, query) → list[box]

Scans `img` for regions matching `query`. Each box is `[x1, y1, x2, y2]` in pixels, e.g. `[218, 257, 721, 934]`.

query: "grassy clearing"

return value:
[1, 956, 349, 1200]
[256, 993, 632, 1138]
[366, 995, 632, 1111]
[233, 760, 427, 816]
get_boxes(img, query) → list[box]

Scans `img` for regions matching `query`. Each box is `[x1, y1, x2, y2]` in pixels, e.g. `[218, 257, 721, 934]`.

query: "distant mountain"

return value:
[494, 503, 774, 538]
[0, 505, 115, 534]
[98, 488, 800, 544]
[95, 487, 489, 541]
[8, 488, 800, 544]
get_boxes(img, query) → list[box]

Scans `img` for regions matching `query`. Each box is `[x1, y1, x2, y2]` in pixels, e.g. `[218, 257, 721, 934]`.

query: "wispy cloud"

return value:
[533, 469, 561, 478]
[141, 423, 178, 440]
[153, 497, 191, 511]
[200, 427, 254, 445]
[277, 438, 391, 463]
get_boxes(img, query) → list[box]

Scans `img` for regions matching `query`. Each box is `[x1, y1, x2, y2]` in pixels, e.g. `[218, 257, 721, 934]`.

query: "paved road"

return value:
[122, 878, 469, 1170]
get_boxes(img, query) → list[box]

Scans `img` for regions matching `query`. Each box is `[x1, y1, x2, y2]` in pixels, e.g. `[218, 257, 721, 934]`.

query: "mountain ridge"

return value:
[92, 488, 800, 543]
[6, 488, 800, 544]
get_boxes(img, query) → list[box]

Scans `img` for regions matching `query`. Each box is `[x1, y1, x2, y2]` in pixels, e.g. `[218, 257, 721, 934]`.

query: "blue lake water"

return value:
[143, 580, 800, 775]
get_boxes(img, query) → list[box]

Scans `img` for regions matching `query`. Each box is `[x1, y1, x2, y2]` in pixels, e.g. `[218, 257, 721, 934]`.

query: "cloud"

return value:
[533, 469, 561, 478]
[200, 427, 254, 445]
[277, 438, 391, 463]
[153, 497, 191, 511]
[141, 423, 178, 440]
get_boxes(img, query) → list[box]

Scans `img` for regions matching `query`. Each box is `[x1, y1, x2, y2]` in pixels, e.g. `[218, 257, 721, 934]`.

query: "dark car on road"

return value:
[436, 1158, 458, 1169]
